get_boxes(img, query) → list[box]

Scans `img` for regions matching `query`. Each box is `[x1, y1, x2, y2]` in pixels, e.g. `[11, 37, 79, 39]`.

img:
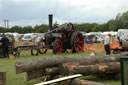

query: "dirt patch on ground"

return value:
[84, 40, 121, 53]
[14, 41, 120, 53]
[84, 44, 105, 52]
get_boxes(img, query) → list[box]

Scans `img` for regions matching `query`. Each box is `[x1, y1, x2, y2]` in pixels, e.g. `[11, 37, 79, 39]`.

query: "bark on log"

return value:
[24, 70, 44, 81]
[61, 62, 120, 76]
[15, 52, 128, 74]
[0, 72, 6, 85]
[69, 78, 110, 85]
[25, 61, 120, 81]
[24, 67, 59, 81]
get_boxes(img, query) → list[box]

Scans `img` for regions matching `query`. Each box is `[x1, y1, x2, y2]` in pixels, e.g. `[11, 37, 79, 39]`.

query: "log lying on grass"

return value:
[24, 67, 59, 81]
[75, 62, 120, 75]
[24, 61, 121, 81]
[69, 78, 110, 85]
[61, 62, 120, 76]
[0, 72, 6, 85]
[24, 70, 44, 81]
[15, 52, 128, 74]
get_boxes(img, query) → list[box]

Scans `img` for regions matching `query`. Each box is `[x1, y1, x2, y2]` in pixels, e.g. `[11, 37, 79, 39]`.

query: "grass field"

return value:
[0, 50, 121, 85]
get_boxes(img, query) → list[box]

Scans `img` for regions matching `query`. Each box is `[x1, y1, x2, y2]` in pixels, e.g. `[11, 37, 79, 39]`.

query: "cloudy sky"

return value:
[0, 0, 128, 27]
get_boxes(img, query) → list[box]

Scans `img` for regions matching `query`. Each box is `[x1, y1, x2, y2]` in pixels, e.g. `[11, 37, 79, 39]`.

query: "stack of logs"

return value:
[15, 52, 128, 85]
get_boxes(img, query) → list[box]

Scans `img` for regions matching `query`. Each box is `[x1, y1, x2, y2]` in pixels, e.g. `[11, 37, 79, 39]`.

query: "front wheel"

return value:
[39, 40, 47, 54]
[53, 40, 63, 54]
[31, 49, 39, 56]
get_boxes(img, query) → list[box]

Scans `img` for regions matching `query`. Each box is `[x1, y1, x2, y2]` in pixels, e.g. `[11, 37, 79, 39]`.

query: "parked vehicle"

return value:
[117, 29, 128, 41]
[21, 33, 36, 41]
[111, 29, 128, 54]
[39, 15, 84, 54]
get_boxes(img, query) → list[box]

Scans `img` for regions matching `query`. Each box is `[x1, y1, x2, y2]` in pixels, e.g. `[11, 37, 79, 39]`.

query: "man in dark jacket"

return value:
[0, 34, 9, 58]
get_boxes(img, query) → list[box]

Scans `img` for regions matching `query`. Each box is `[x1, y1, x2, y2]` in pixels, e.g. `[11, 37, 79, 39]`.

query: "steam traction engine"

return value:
[39, 15, 84, 54]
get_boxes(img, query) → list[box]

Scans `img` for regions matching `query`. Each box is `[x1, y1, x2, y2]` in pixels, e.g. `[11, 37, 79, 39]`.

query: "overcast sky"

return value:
[0, 0, 128, 27]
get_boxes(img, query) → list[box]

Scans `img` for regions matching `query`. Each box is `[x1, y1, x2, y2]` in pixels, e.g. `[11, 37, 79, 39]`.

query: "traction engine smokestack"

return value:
[48, 14, 53, 31]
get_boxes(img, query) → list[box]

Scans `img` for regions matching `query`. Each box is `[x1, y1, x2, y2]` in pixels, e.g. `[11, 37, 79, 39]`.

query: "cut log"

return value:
[61, 62, 120, 76]
[75, 62, 120, 75]
[45, 67, 59, 76]
[24, 69, 45, 81]
[25, 62, 120, 81]
[0, 72, 6, 85]
[24, 67, 59, 81]
[16, 52, 128, 74]
[69, 78, 110, 85]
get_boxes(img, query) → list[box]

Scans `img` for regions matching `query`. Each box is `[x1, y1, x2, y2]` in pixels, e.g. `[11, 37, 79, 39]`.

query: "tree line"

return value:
[1, 11, 128, 33]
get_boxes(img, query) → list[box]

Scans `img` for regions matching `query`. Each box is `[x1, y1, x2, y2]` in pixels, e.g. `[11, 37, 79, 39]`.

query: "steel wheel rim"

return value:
[74, 33, 84, 52]
[40, 41, 47, 54]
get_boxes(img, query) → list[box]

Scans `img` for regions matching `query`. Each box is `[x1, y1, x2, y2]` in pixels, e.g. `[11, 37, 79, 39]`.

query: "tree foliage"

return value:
[34, 24, 48, 33]
[0, 27, 6, 33]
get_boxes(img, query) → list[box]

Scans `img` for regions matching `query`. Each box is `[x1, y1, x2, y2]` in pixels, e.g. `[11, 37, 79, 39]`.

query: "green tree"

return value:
[0, 27, 6, 33]
[22, 26, 34, 33]
[10, 26, 23, 33]
[34, 24, 48, 33]
[119, 11, 128, 29]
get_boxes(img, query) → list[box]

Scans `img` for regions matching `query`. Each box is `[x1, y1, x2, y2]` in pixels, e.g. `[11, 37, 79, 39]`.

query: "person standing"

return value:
[85, 35, 89, 44]
[84, 35, 90, 51]
[0, 34, 9, 58]
[34, 35, 41, 45]
[117, 37, 122, 46]
[104, 34, 111, 55]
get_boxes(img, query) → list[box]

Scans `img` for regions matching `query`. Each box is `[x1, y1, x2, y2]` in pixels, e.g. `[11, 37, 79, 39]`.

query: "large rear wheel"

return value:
[71, 32, 84, 53]
[53, 40, 63, 54]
